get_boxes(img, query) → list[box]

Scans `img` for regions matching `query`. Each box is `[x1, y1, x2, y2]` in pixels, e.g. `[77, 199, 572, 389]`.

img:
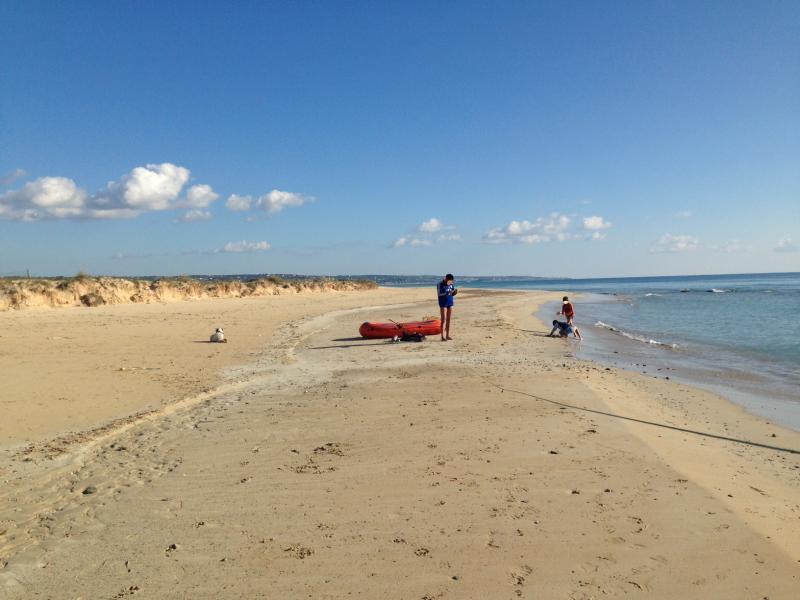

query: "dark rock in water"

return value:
[82, 485, 97, 495]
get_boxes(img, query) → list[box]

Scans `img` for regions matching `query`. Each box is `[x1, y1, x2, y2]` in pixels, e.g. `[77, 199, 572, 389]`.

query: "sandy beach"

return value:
[1, 287, 799, 599]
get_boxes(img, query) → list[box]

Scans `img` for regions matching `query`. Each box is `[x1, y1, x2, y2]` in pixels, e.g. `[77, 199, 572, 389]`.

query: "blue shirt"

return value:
[555, 321, 572, 335]
[437, 281, 455, 307]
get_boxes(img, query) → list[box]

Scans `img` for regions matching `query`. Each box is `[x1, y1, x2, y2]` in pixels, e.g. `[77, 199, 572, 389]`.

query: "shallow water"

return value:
[537, 295, 800, 431]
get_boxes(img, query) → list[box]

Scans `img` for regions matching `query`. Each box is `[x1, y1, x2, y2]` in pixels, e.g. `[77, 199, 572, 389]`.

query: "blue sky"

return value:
[1, 1, 798, 277]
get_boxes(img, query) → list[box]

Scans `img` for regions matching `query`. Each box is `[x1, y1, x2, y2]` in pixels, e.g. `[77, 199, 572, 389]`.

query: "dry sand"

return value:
[1, 288, 798, 599]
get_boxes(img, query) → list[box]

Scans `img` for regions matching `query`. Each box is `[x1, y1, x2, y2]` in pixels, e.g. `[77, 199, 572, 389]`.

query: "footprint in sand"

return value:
[283, 545, 314, 559]
[510, 564, 533, 586]
[313, 442, 345, 456]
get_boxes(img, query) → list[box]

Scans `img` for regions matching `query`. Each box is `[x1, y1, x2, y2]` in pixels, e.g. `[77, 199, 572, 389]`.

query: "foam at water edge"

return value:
[594, 321, 679, 349]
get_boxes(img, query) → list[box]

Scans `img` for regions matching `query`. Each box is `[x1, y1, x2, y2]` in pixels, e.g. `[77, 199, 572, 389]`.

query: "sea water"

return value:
[373, 272, 800, 430]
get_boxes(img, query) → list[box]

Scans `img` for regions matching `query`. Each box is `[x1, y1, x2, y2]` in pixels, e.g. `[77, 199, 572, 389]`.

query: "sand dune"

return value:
[1, 289, 798, 598]
[0, 275, 377, 311]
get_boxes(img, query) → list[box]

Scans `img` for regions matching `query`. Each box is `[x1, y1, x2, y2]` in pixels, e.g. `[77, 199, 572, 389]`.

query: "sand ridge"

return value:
[0, 276, 377, 311]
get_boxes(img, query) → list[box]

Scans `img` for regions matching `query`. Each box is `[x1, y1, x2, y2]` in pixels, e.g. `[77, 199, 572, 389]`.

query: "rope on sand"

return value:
[475, 372, 800, 456]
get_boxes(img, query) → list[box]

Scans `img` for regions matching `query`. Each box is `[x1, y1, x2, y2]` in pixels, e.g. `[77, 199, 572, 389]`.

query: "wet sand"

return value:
[1, 288, 798, 598]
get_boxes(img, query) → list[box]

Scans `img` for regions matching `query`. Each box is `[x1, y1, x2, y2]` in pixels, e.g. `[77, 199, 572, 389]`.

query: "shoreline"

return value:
[1, 287, 798, 597]
[386, 282, 799, 435]
[533, 295, 800, 433]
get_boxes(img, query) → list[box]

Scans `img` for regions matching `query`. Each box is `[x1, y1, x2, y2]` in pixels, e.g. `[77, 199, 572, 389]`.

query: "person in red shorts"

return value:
[558, 296, 575, 324]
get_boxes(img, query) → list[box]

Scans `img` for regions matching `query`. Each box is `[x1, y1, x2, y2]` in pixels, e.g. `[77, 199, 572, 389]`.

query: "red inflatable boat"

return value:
[359, 319, 442, 339]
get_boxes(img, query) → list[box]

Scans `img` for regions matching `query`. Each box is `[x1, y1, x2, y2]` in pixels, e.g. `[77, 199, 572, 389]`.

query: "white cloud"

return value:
[675, 210, 693, 218]
[224, 189, 312, 215]
[0, 168, 27, 186]
[0, 176, 87, 220]
[183, 184, 219, 209]
[393, 236, 433, 248]
[582, 215, 612, 231]
[179, 209, 212, 222]
[393, 217, 460, 248]
[775, 236, 798, 253]
[88, 207, 142, 220]
[94, 163, 190, 212]
[418, 217, 443, 233]
[649, 233, 699, 253]
[499, 214, 570, 243]
[226, 194, 252, 211]
[256, 189, 311, 213]
[220, 240, 271, 253]
[483, 212, 609, 244]
[0, 163, 218, 220]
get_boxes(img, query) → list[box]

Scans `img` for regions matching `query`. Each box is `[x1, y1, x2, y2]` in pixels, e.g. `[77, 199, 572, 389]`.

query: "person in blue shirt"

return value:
[437, 273, 457, 341]
[548, 319, 582, 340]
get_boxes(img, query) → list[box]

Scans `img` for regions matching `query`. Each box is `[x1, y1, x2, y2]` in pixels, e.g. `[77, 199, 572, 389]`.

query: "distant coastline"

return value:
[5, 271, 797, 285]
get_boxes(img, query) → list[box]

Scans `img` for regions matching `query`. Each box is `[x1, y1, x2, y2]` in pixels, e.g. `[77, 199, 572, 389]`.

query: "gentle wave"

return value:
[643, 292, 662, 297]
[707, 288, 728, 293]
[594, 321, 679, 349]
